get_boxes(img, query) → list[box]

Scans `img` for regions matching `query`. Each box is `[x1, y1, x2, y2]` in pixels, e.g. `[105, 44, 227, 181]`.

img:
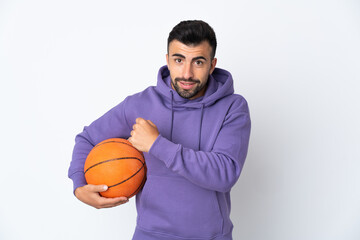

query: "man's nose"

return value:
[183, 63, 194, 80]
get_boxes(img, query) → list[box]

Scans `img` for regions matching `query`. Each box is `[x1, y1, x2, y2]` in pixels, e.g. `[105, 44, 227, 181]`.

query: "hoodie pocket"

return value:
[137, 175, 223, 239]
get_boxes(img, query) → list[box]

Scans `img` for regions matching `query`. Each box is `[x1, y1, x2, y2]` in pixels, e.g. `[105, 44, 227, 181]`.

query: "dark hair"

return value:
[167, 20, 217, 59]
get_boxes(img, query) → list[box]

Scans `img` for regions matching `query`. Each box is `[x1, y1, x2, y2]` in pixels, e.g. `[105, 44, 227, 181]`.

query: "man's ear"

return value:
[210, 58, 217, 74]
[166, 53, 169, 67]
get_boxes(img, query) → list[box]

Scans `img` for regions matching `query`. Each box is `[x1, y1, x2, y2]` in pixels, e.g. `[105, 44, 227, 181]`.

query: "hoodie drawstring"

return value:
[170, 91, 174, 141]
[198, 103, 205, 150]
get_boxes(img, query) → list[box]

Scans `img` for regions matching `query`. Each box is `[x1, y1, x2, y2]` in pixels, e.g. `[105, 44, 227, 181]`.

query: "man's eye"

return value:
[195, 60, 203, 65]
[175, 59, 182, 63]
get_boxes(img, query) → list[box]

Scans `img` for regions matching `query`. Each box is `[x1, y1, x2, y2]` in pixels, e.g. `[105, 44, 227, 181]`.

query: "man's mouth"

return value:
[179, 81, 196, 90]
[175, 77, 200, 90]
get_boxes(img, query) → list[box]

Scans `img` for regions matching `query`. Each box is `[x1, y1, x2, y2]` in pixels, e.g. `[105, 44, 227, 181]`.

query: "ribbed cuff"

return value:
[149, 134, 180, 167]
[70, 171, 87, 194]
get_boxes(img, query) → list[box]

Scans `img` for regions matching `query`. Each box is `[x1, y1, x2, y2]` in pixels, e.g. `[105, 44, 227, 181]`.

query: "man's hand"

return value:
[128, 117, 159, 152]
[75, 184, 128, 209]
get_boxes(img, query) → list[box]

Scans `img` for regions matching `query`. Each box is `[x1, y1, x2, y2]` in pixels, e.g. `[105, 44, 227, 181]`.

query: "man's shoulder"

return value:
[218, 93, 248, 106]
[125, 86, 158, 102]
[121, 86, 162, 111]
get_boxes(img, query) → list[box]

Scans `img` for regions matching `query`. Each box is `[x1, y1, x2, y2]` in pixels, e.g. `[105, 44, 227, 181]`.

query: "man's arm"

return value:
[68, 98, 132, 208]
[129, 97, 251, 192]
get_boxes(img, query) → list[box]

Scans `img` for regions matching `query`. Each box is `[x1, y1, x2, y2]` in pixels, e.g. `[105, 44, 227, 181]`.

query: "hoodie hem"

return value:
[133, 225, 232, 240]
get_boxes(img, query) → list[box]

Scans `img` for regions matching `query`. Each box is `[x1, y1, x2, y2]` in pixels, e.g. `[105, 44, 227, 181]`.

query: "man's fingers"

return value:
[75, 184, 129, 209]
[98, 196, 129, 208]
[134, 118, 156, 128]
[101, 197, 128, 204]
[136, 117, 145, 124]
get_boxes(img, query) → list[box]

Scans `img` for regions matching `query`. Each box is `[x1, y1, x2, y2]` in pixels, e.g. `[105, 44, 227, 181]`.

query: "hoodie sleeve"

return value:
[68, 97, 132, 192]
[149, 97, 251, 193]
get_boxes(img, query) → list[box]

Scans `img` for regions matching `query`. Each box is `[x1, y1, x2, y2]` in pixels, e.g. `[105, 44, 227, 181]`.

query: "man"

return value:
[68, 20, 251, 240]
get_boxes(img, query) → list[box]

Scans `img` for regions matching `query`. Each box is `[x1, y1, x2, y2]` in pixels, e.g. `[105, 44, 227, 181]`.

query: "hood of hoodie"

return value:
[155, 65, 234, 110]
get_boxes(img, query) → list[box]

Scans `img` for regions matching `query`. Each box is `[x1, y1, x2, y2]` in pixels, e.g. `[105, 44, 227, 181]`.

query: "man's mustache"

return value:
[175, 78, 200, 84]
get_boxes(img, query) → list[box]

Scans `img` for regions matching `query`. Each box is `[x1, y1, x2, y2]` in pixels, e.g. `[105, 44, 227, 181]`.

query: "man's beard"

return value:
[172, 77, 206, 99]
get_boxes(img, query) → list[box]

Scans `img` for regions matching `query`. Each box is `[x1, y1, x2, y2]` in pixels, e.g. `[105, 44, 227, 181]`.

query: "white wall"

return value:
[0, 0, 359, 239]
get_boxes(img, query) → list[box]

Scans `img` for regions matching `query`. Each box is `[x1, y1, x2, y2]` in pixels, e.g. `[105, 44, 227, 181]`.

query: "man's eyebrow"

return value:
[171, 54, 207, 61]
[171, 53, 185, 58]
[192, 56, 207, 61]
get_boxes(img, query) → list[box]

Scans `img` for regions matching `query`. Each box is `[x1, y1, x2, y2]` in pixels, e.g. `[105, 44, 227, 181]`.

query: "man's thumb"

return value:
[91, 184, 108, 193]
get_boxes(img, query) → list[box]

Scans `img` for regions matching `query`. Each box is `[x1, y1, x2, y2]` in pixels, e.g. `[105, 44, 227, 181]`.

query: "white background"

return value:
[0, 0, 359, 239]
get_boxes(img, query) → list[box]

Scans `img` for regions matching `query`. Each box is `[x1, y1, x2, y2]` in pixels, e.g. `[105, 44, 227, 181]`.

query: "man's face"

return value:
[166, 40, 217, 100]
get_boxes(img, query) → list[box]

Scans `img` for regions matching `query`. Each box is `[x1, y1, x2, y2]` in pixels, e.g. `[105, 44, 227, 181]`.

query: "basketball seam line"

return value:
[107, 163, 145, 189]
[94, 140, 144, 158]
[84, 157, 143, 174]
[128, 172, 147, 198]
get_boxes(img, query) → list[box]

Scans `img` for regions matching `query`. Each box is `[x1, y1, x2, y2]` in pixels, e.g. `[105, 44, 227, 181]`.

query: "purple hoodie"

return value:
[68, 65, 251, 240]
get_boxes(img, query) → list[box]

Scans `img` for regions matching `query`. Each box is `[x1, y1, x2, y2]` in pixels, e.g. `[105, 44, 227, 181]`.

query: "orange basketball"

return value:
[84, 138, 146, 198]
